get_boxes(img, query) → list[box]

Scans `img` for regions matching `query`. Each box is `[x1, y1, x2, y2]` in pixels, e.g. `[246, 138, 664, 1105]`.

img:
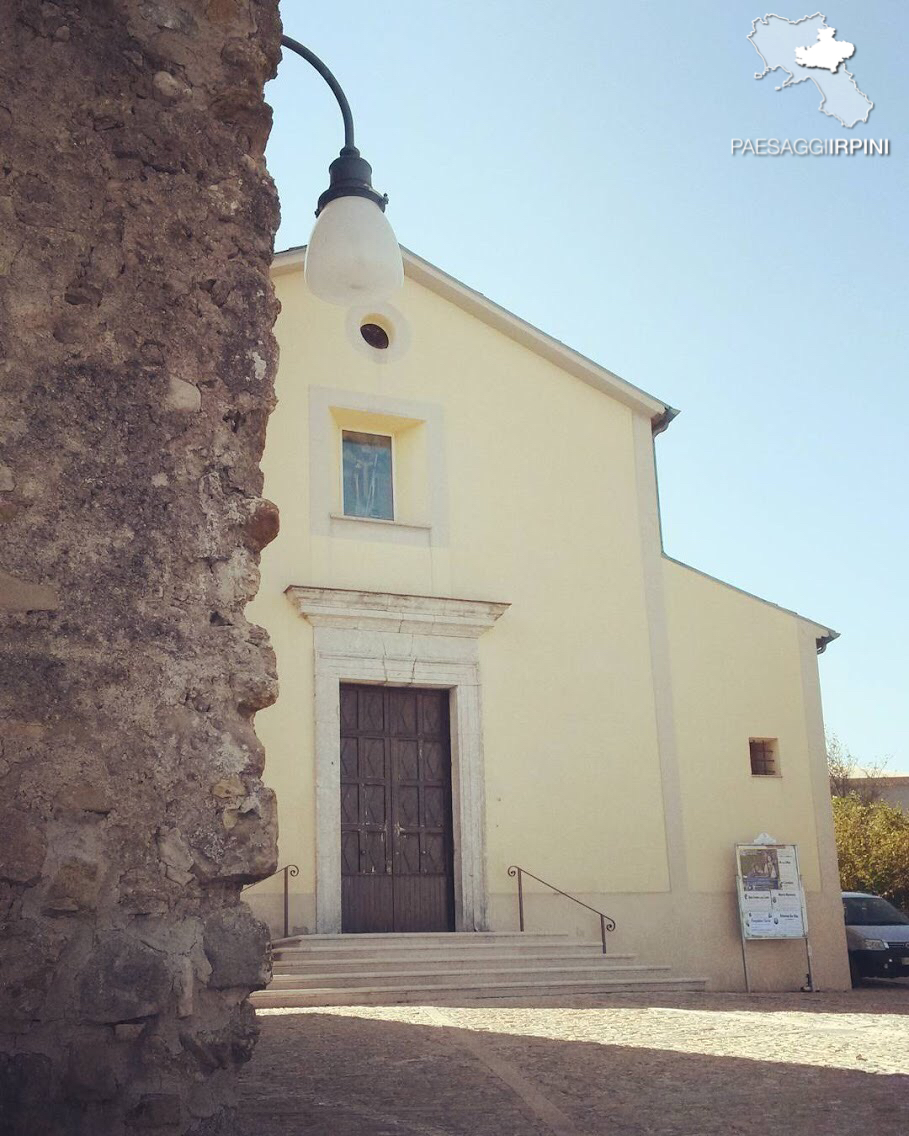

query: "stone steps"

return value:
[253, 974, 705, 1008]
[272, 950, 635, 974]
[271, 931, 573, 950]
[253, 932, 706, 1008]
[267, 962, 672, 990]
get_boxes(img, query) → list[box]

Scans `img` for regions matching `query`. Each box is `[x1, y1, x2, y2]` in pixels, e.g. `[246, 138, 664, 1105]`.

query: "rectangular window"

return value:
[749, 738, 779, 777]
[342, 430, 394, 520]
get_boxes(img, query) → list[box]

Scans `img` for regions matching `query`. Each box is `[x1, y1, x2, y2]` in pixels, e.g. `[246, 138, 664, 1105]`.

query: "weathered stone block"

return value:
[44, 857, 101, 913]
[208, 785, 278, 882]
[0, 919, 68, 1025]
[156, 827, 195, 878]
[78, 932, 171, 1023]
[117, 869, 171, 917]
[55, 784, 113, 816]
[242, 497, 279, 552]
[0, 568, 59, 613]
[152, 71, 189, 104]
[65, 1040, 121, 1101]
[164, 375, 202, 412]
[0, 1051, 58, 1131]
[0, 808, 46, 884]
[203, 906, 270, 990]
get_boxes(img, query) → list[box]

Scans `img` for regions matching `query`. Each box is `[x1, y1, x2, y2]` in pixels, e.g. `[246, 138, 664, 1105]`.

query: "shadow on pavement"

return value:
[241, 999, 909, 1136]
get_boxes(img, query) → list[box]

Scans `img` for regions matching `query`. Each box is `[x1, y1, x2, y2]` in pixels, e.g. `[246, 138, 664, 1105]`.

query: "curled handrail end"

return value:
[240, 862, 300, 890]
[508, 862, 617, 935]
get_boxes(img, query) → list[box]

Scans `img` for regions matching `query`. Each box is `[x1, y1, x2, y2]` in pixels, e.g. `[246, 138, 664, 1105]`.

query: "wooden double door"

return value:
[340, 684, 455, 933]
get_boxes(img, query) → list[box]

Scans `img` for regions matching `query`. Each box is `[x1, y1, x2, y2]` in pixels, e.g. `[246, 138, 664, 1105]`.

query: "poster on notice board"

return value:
[735, 843, 807, 940]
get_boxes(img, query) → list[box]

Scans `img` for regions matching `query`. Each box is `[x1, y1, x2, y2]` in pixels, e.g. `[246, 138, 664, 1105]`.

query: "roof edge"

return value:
[272, 244, 675, 430]
[846, 775, 909, 786]
[662, 554, 839, 651]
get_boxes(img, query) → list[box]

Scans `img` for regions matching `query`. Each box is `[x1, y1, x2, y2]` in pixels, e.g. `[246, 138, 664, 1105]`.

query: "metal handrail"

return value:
[242, 864, 299, 939]
[507, 865, 616, 954]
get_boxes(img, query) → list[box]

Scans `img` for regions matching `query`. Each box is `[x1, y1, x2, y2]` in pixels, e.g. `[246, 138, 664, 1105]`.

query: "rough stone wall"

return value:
[0, 3, 283, 1132]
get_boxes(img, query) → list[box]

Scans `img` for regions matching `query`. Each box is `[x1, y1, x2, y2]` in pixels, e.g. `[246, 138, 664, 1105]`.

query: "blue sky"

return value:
[266, 2, 908, 771]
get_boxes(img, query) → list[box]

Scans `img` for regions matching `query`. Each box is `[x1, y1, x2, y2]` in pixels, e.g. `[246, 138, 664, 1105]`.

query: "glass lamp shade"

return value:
[304, 195, 404, 307]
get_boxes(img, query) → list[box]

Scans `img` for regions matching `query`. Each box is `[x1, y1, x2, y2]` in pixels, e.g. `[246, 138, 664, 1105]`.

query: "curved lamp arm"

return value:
[279, 34, 386, 215]
[280, 34, 355, 151]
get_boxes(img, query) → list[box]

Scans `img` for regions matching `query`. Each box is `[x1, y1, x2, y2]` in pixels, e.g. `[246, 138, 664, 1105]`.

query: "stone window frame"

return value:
[309, 386, 449, 549]
[287, 586, 509, 934]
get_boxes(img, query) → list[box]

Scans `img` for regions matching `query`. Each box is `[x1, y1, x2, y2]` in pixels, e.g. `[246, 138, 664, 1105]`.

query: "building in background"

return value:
[846, 776, 909, 811]
[244, 247, 850, 991]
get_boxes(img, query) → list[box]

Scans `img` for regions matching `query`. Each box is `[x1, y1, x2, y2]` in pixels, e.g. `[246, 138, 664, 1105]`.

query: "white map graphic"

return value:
[794, 26, 855, 71]
[749, 13, 872, 128]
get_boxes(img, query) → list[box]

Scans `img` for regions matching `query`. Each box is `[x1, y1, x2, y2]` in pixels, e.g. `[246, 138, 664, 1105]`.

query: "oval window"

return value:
[360, 322, 390, 350]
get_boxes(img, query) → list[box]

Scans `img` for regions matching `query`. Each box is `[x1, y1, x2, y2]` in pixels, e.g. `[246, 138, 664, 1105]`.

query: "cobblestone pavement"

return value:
[240, 985, 909, 1135]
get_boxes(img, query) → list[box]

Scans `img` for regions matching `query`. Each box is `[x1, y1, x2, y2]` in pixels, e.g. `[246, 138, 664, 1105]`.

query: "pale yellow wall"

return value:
[662, 558, 849, 988]
[244, 259, 849, 989]
[248, 263, 671, 922]
[664, 559, 823, 890]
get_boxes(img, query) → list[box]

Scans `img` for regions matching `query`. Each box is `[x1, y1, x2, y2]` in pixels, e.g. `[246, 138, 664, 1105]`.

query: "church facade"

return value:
[244, 247, 850, 991]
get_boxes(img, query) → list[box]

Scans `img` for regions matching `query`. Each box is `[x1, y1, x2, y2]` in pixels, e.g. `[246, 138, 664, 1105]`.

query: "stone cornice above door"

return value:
[285, 586, 510, 638]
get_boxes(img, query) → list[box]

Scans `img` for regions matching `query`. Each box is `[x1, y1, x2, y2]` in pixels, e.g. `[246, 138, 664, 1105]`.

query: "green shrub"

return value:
[832, 794, 909, 911]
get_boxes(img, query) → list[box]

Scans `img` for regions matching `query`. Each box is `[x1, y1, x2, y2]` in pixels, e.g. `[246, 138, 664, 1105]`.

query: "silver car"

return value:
[842, 891, 909, 985]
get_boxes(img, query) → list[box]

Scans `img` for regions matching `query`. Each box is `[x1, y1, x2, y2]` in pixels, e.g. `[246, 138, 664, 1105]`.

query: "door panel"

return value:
[340, 684, 454, 933]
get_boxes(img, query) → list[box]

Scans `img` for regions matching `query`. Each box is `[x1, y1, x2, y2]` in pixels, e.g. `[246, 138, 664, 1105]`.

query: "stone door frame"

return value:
[286, 586, 509, 934]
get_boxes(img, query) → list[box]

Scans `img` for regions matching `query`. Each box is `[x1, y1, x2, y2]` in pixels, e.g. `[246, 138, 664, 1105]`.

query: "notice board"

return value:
[735, 843, 807, 940]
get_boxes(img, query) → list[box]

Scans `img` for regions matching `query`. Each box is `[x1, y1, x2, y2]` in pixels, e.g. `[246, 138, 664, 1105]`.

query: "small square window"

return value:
[749, 738, 779, 776]
[342, 430, 394, 520]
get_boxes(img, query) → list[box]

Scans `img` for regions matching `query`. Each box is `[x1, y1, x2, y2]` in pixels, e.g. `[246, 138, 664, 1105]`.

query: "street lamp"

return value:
[280, 35, 404, 307]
